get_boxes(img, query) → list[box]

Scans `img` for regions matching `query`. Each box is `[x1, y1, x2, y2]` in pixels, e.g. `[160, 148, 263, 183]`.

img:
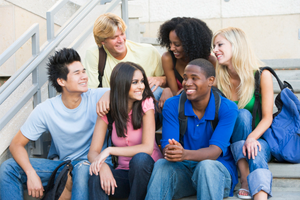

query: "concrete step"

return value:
[178, 191, 300, 200]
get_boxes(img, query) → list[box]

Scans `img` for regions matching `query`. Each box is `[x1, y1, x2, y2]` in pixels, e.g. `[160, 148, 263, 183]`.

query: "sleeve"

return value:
[20, 105, 48, 141]
[142, 97, 155, 113]
[101, 115, 109, 125]
[83, 47, 100, 89]
[152, 47, 164, 77]
[161, 97, 180, 149]
[209, 101, 238, 156]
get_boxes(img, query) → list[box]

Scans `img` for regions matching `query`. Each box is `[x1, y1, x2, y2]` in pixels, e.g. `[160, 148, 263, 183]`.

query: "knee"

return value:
[0, 158, 17, 178]
[231, 109, 252, 142]
[195, 160, 215, 174]
[130, 153, 154, 172]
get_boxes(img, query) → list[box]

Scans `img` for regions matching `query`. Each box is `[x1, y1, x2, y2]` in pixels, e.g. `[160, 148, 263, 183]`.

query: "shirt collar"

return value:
[184, 89, 216, 121]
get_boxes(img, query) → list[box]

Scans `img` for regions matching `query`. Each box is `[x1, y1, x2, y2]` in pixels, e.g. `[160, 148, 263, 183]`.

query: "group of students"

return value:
[0, 13, 274, 200]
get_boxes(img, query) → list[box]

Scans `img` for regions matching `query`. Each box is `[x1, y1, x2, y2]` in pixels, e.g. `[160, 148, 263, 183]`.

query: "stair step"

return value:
[269, 163, 300, 178]
[177, 191, 300, 200]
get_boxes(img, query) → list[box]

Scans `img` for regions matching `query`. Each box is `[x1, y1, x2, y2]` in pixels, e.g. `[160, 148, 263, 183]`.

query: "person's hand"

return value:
[26, 170, 44, 198]
[158, 88, 173, 109]
[90, 148, 110, 175]
[148, 77, 163, 92]
[97, 90, 110, 117]
[99, 163, 117, 196]
[164, 139, 185, 162]
[243, 137, 262, 160]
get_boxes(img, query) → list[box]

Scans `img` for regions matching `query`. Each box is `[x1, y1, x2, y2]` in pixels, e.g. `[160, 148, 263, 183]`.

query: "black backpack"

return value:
[178, 86, 225, 145]
[42, 160, 73, 200]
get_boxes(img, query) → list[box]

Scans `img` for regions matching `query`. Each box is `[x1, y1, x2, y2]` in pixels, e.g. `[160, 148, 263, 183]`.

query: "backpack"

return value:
[253, 67, 300, 163]
[178, 86, 225, 145]
[42, 160, 73, 200]
[97, 46, 107, 88]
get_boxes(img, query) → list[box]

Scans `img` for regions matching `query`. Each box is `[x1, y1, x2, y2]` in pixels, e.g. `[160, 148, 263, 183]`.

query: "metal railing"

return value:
[0, 0, 127, 156]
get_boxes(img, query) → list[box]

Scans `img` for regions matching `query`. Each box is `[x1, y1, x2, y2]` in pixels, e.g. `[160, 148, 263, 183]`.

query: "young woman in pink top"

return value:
[88, 62, 163, 200]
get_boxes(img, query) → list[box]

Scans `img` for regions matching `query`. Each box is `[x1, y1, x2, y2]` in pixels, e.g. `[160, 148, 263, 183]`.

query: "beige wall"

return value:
[139, 0, 300, 60]
[0, 2, 60, 76]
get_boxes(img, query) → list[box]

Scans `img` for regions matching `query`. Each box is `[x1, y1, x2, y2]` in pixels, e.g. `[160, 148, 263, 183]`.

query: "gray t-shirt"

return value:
[21, 88, 109, 161]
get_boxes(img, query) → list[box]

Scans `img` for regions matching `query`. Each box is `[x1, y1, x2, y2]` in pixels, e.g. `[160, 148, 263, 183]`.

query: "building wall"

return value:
[136, 0, 300, 60]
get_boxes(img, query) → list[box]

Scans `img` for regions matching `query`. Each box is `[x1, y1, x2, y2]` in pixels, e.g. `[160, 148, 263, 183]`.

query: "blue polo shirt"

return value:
[161, 89, 238, 196]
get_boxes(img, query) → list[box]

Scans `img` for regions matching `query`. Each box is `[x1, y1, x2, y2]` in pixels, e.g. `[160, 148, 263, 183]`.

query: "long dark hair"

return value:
[110, 62, 154, 137]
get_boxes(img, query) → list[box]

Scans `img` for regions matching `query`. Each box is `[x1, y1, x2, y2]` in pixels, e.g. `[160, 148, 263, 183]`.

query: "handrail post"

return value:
[121, 0, 128, 36]
[31, 30, 41, 108]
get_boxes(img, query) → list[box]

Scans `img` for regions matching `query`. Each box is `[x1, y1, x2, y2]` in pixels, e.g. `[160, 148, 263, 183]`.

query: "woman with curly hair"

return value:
[213, 27, 273, 200]
[157, 17, 215, 107]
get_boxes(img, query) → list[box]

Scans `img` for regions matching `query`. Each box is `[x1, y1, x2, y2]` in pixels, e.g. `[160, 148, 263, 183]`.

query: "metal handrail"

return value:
[0, 24, 39, 95]
[70, 0, 122, 49]
[0, 0, 124, 133]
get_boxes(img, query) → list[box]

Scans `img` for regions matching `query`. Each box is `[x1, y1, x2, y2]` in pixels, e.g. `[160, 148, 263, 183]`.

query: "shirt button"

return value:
[196, 124, 199, 127]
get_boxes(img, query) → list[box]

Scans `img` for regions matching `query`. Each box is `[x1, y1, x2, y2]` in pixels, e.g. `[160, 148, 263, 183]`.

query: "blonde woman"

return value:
[212, 27, 273, 200]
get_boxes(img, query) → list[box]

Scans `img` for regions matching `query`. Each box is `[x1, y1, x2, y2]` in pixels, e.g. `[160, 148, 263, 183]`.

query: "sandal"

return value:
[237, 188, 252, 199]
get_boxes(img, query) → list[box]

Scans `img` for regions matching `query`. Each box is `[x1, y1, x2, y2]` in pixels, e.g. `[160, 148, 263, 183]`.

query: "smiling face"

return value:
[213, 34, 233, 67]
[182, 64, 214, 102]
[58, 61, 88, 94]
[128, 70, 145, 104]
[102, 28, 127, 60]
[169, 30, 185, 59]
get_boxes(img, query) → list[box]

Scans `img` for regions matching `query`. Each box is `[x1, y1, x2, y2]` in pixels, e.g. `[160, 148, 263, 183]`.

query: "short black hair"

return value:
[158, 17, 212, 61]
[47, 48, 81, 93]
[188, 58, 215, 78]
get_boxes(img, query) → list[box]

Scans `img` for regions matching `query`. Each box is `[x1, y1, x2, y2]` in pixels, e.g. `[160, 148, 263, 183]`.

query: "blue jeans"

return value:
[231, 109, 272, 198]
[145, 159, 232, 200]
[0, 158, 90, 200]
[89, 153, 154, 200]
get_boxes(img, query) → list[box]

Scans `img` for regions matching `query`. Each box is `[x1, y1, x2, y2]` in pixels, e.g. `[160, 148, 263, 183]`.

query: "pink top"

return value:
[101, 97, 163, 170]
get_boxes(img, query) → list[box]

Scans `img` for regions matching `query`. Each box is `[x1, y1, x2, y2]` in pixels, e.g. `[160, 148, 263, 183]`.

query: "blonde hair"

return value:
[93, 13, 127, 47]
[212, 27, 263, 109]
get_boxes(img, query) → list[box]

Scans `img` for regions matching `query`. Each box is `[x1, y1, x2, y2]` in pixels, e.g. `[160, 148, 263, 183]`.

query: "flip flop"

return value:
[237, 188, 252, 199]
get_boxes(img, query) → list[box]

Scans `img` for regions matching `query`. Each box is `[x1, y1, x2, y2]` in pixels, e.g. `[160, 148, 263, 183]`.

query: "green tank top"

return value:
[234, 93, 261, 127]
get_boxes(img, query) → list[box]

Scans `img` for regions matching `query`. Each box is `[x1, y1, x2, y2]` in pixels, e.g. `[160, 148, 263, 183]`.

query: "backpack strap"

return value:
[178, 86, 223, 145]
[210, 86, 224, 131]
[252, 66, 294, 130]
[97, 46, 107, 88]
[252, 69, 262, 131]
[42, 160, 73, 200]
[178, 91, 187, 145]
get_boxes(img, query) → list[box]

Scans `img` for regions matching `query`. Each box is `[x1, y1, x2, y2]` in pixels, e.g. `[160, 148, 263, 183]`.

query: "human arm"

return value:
[84, 47, 101, 89]
[243, 70, 274, 159]
[96, 90, 110, 117]
[99, 108, 155, 161]
[162, 52, 179, 95]
[9, 131, 44, 198]
[163, 139, 222, 162]
[148, 76, 167, 92]
[88, 117, 117, 195]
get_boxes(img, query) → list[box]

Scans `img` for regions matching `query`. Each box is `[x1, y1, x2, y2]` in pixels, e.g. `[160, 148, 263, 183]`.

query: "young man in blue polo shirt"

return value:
[0, 48, 110, 200]
[145, 58, 238, 200]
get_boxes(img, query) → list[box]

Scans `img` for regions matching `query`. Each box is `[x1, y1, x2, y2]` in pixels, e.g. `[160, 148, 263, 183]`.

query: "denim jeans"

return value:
[89, 153, 154, 200]
[230, 109, 272, 198]
[0, 158, 90, 200]
[145, 159, 232, 200]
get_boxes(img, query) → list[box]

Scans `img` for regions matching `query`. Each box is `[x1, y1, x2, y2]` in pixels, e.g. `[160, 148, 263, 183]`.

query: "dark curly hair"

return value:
[47, 48, 81, 93]
[158, 17, 212, 61]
